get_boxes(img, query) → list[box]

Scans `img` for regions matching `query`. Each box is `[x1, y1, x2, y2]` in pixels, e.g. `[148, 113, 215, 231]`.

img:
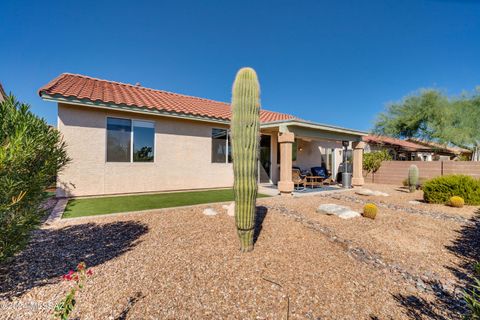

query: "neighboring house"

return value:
[364, 135, 472, 161]
[364, 135, 435, 161]
[406, 138, 472, 161]
[0, 83, 7, 102]
[39, 73, 367, 197]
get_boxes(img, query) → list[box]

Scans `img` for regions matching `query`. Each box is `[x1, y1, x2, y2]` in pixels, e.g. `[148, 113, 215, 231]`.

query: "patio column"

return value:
[352, 141, 365, 186]
[278, 132, 295, 195]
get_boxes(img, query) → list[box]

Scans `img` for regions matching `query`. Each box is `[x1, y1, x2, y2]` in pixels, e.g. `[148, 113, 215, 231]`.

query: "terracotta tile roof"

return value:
[363, 135, 429, 151]
[407, 138, 472, 155]
[39, 73, 296, 123]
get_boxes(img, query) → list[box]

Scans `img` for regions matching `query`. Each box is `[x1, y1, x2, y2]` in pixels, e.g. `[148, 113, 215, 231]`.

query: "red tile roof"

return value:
[363, 135, 429, 151]
[407, 138, 472, 155]
[39, 73, 296, 123]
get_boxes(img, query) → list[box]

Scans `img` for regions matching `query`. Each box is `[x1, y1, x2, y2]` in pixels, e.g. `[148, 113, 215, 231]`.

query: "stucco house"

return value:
[39, 73, 367, 197]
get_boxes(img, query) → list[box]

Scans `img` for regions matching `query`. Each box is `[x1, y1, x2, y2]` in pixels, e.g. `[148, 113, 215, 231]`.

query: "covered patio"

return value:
[259, 119, 367, 195]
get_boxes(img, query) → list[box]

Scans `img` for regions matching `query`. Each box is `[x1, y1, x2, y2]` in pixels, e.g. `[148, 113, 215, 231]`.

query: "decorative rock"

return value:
[355, 188, 389, 197]
[316, 204, 360, 219]
[222, 203, 235, 217]
[203, 208, 218, 216]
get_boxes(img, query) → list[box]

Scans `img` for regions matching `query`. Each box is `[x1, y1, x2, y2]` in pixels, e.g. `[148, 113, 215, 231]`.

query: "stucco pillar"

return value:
[352, 141, 365, 186]
[278, 132, 295, 195]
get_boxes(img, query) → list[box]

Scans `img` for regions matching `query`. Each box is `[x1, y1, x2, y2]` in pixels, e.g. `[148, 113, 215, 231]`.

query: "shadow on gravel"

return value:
[254, 206, 268, 244]
[393, 209, 480, 319]
[0, 221, 148, 299]
[115, 291, 145, 320]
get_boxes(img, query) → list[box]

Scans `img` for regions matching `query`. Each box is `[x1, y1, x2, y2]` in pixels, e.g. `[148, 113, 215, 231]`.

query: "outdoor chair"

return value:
[292, 169, 307, 191]
[311, 166, 329, 181]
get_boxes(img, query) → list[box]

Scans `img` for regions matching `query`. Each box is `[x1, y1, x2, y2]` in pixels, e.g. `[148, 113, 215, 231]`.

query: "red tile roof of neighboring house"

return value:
[407, 138, 472, 155]
[363, 135, 429, 151]
[39, 73, 297, 123]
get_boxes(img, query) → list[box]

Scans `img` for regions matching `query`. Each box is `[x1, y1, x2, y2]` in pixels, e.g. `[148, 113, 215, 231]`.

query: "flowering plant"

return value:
[53, 262, 93, 320]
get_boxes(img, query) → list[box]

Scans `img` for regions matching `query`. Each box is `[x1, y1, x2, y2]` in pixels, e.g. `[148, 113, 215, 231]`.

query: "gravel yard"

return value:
[0, 186, 478, 319]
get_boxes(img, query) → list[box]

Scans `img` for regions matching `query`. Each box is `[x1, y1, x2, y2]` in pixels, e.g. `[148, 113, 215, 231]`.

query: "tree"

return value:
[363, 150, 392, 182]
[373, 88, 480, 160]
[0, 95, 70, 262]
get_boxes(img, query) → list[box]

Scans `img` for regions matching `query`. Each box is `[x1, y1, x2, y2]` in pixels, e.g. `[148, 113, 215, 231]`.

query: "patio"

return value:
[258, 119, 367, 196]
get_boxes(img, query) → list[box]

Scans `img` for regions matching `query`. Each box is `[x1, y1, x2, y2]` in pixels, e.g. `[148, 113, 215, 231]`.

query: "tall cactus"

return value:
[231, 67, 261, 252]
[408, 164, 419, 193]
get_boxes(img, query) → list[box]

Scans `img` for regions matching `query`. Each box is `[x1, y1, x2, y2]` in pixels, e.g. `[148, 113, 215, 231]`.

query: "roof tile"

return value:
[39, 73, 296, 123]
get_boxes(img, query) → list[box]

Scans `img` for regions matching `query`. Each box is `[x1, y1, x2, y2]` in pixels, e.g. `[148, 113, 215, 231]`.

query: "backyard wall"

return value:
[365, 161, 480, 185]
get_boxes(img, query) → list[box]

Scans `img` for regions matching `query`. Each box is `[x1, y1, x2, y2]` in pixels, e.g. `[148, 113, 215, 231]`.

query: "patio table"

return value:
[306, 176, 322, 188]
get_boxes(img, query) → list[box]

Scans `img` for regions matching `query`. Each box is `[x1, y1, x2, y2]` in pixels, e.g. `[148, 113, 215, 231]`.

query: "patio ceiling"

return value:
[261, 119, 367, 142]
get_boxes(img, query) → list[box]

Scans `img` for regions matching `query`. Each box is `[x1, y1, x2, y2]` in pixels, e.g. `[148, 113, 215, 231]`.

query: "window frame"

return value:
[211, 128, 232, 164]
[105, 116, 156, 163]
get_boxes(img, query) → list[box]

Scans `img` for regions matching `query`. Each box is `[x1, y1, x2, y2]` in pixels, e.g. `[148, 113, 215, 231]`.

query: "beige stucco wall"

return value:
[57, 103, 234, 197]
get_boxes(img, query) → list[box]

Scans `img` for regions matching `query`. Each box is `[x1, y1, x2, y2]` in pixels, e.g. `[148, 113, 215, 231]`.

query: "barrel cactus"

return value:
[450, 196, 465, 208]
[231, 67, 261, 252]
[363, 203, 378, 219]
[408, 165, 419, 193]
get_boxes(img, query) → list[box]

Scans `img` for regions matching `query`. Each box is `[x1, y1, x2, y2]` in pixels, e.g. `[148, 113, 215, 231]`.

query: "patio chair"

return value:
[292, 169, 307, 191]
[310, 166, 329, 182]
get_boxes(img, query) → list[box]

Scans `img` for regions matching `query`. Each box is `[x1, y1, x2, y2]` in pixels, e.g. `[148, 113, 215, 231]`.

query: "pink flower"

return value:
[86, 269, 93, 276]
[63, 270, 75, 281]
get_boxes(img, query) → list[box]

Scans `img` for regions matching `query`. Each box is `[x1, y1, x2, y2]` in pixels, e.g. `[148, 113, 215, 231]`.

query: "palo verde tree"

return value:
[230, 67, 261, 252]
[373, 88, 480, 160]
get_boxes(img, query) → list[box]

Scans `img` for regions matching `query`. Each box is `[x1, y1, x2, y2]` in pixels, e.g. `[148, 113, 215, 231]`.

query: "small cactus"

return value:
[231, 67, 261, 252]
[450, 196, 464, 208]
[363, 203, 378, 219]
[408, 165, 419, 193]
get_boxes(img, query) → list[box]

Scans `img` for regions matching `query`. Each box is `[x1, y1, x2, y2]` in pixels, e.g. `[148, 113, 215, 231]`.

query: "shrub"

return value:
[0, 96, 69, 262]
[363, 150, 392, 181]
[464, 262, 480, 319]
[362, 203, 378, 219]
[449, 196, 465, 208]
[423, 175, 480, 205]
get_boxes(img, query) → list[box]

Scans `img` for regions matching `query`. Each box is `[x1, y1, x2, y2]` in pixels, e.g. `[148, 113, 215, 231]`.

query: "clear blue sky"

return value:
[1, 0, 479, 131]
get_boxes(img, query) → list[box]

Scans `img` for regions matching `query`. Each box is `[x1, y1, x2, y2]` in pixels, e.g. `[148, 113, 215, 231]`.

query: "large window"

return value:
[107, 117, 155, 162]
[211, 128, 232, 163]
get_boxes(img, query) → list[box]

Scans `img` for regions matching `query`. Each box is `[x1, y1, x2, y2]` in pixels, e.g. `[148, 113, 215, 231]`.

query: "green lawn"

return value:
[63, 189, 269, 218]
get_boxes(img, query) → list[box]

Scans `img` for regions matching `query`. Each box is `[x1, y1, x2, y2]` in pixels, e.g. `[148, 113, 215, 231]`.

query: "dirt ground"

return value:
[0, 186, 478, 319]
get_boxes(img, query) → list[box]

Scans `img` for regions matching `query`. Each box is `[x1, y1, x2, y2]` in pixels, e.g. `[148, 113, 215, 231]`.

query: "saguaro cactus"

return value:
[231, 67, 261, 252]
[408, 164, 419, 193]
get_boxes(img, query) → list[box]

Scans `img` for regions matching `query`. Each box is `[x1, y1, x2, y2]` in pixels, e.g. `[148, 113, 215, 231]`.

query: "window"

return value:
[211, 128, 232, 163]
[133, 121, 155, 162]
[106, 117, 155, 162]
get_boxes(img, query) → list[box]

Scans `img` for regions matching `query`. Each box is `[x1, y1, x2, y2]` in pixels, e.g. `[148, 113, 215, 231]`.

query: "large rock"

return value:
[222, 203, 235, 217]
[316, 204, 360, 219]
[203, 208, 218, 216]
[355, 188, 389, 197]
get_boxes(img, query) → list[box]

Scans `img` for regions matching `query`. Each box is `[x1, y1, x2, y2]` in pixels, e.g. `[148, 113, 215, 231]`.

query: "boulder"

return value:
[203, 208, 218, 216]
[355, 188, 389, 197]
[316, 204, 360, 219]
[222, 202, 235, 217]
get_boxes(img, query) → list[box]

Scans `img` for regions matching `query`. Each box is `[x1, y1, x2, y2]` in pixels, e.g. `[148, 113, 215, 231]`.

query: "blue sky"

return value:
[1, 0, 479, 131]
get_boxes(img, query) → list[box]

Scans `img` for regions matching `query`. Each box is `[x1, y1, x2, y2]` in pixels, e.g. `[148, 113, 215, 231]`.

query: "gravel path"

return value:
[0, 189, 477, 319]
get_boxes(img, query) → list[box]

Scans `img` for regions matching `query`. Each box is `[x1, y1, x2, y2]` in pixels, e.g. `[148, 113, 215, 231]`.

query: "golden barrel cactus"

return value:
[363, 203, 378, 219]
[449, 196, 465, 208]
